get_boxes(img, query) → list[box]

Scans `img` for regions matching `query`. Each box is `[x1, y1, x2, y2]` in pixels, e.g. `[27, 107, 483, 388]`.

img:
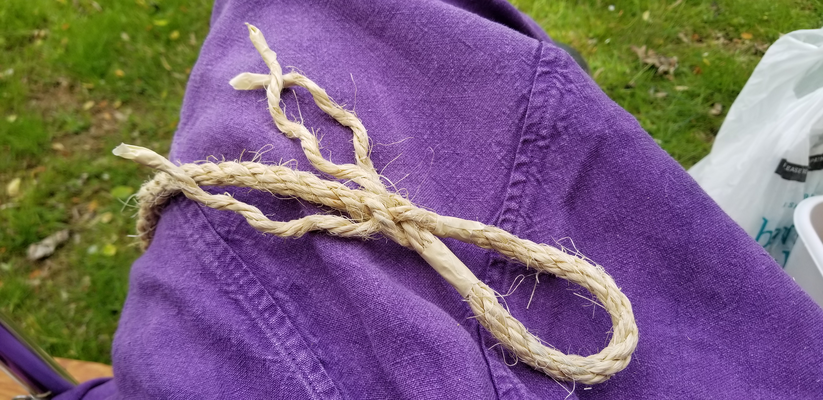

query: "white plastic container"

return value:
[784, 196, 823, 307]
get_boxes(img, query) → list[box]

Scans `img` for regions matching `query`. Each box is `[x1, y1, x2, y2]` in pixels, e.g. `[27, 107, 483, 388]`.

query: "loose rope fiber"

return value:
[114, 24, 638, 384]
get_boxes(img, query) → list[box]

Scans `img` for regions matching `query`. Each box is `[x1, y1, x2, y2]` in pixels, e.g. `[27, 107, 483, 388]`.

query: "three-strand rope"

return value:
[114, 24, 637, 384]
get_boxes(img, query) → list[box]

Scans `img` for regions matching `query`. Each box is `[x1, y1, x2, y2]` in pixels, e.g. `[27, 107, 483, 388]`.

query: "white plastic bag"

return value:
[689, 28, 823, 266]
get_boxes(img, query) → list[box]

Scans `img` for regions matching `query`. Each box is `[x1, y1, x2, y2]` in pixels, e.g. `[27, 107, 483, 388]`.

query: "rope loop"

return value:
[114, 23, 638, 385]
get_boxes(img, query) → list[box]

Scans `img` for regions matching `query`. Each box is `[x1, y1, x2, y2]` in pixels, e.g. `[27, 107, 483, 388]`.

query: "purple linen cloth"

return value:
[0, 319, 75, 395]
[56, 0, 823, 398]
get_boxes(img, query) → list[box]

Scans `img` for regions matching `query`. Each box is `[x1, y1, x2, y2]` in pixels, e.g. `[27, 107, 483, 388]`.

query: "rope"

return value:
[114, 23, 638, 384]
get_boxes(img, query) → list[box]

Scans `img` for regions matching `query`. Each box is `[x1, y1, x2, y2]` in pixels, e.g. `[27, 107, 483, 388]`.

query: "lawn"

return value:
[1, 0, 821, 364]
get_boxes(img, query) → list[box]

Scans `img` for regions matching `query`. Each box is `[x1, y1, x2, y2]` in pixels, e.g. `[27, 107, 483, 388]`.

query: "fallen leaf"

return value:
[82, 101, 95, 110]
[100, 212, 113, 223]
[120, 32, 130, 41]
[654, 92, 668, 98]
[6, 178, 21, 196]
[6, 114, 17, 122]
[169, 30, 180, 40]
[741, 32, 753, 40]
[160, 56, 172, 71]
[61, 23, 70, 30]
[113, 100, 122, 109]
[26, 229, 70, 261]
[631, 45, 646, 59]
[693, 66, 703, 75]
[111, 185, 134, 199]
[115, 69, 125, 77]
[709, 103, 723, 116]
[630, 45, 678, 76]
[87, 199, 99, 212]
[713, 31, 729, 45]
[675, 86, 689, 91]
[52, 142, 66, 151]
[102, 243, 117, 257]
[678, 32, 690, 43]
[692, 33, 701, 42]
[703, 58, 711, 65]
[642, 10, 650, 21]
[28, 268, 44, 279]
[153, 19, 169, 26]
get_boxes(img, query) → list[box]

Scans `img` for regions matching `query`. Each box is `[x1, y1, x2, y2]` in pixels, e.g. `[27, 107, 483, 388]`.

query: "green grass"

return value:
[512, 0, 823, 166]
[0, 0, 821, 364]
[0, 0, 212, 363]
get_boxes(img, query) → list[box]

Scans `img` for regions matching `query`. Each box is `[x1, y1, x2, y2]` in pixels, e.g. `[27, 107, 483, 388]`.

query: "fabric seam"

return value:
[184, 200, 342, 399]
[477, 40, 546, 400]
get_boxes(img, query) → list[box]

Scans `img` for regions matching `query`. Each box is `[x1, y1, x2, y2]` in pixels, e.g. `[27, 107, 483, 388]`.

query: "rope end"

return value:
[242, 23, 280, 75]
[229, 72, 270, 90]
[113, 143, 178, 173]
[112, 143, 142, 160]
[244, 23, 269, 55]
[244, 22, 258, 36]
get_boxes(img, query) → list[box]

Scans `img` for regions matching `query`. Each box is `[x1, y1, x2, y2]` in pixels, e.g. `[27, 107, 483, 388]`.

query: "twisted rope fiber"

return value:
[115, 24, 638, 384]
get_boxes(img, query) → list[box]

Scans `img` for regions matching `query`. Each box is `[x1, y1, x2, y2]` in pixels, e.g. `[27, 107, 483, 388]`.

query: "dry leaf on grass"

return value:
[27, 229, 70, 260]
[754, 42, 770, 54]
[709, 103, 724, 116]
[631, 45, 678, 77]
[6, 178, 21, 197]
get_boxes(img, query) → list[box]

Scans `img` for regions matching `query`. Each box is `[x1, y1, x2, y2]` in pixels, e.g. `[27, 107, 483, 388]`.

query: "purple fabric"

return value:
[0, 320, 75, 395]
[57, 0, 823, 398]
[52, 378, 114, 400]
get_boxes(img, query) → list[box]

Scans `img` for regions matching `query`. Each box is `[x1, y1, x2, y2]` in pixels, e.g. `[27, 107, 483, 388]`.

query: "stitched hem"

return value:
[182, 200, 342, 400]
[477, 40, 546, 400]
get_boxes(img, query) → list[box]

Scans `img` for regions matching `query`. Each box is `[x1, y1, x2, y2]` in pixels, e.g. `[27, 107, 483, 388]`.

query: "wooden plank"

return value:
[0, 358, 112, 398]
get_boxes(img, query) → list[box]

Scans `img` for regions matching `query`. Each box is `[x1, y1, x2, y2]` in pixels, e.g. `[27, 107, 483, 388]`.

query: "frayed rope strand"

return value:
[114, 23, 637, 385]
